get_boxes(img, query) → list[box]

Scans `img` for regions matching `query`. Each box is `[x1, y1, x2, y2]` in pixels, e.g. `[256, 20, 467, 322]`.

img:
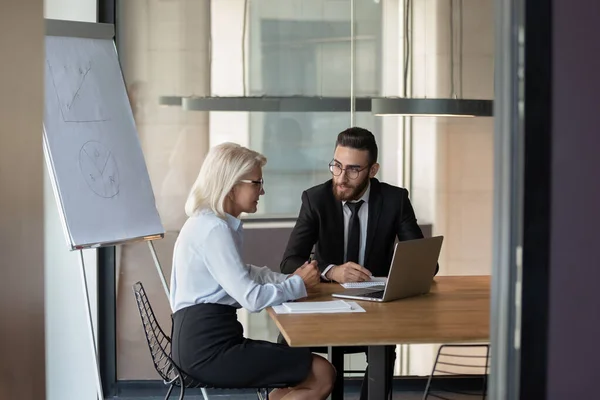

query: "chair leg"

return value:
[201, 387, 210, 400]
[482, 345, 490, 399]
[164, 384, 175, 400]
[177, 374, 186, 400]
[387, 346, 395, 400]
[422, 345, 444, 400]
[256, 388, 269, 400]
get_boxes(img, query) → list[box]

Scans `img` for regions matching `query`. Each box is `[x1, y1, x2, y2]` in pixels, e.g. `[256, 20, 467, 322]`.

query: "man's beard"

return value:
[333, 176, 370, 202]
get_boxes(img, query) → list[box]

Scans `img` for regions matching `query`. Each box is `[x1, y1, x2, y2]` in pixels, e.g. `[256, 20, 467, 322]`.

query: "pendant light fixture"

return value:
[372, 97, 492, 117]
[372, 0, 493, 117]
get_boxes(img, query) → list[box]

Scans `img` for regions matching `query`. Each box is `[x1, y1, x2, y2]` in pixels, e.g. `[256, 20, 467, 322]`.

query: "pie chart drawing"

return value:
[79, 141, 120, 198]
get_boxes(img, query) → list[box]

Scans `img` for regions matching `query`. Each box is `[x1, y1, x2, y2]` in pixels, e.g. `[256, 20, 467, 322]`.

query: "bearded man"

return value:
[281, 126, 435, 280]
[279, 126, 437, 400]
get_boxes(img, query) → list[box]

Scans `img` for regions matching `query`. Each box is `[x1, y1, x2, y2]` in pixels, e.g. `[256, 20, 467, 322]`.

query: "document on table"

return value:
[273, 300, 366, 314]
[340, 277, 387, 289]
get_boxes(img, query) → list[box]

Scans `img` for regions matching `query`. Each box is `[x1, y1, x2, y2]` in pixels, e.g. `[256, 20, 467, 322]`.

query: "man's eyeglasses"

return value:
[329, 161, 369, 180]
[239, 178, 264, 190]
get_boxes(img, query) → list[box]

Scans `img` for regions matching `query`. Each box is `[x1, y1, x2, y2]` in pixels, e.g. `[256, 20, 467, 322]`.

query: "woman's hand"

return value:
[293, 260, 320, 289]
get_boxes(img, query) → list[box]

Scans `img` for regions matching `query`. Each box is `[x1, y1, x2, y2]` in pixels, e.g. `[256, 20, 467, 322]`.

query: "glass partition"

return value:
[115, 0, 494, 381]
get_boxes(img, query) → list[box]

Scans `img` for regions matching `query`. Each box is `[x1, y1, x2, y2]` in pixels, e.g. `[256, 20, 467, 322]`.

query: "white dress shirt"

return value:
[169, 209, 307, 313]
[322, 184, 370, 279]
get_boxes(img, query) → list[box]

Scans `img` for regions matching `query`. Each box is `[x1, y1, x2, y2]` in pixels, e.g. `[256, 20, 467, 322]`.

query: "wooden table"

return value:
[267, 276, 490, 399]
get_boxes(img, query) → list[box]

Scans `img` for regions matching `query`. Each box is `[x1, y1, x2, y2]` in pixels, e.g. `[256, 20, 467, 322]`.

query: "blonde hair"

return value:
[185, 142, 267, 218]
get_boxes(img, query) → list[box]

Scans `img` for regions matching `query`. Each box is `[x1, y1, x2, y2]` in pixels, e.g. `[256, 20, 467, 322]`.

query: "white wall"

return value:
[210, 0, 249, 147]
[406, 0, 494, 376]
[44, 0, 96, 22]
[379, 0, 406, 186]
[430, 0, 494, 276]
[0, 2, 46, 399]
[43, 1, 100, 399]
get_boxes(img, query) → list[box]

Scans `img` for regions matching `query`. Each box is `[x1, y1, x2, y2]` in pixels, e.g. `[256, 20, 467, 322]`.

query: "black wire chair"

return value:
[132, 281, 286, 400]
[422, 344, 490, 400]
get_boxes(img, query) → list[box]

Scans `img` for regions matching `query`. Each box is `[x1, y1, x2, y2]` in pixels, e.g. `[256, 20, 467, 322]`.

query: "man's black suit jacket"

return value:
[280, 178, 438, 277]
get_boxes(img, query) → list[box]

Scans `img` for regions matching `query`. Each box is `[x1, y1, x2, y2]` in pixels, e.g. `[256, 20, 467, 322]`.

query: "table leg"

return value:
[367, 345, 389, 400]
[327, 346, 344, 400]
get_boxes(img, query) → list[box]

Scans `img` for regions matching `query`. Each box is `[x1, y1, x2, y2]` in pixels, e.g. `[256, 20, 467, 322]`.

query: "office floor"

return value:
[115, 391, 474, 399]
[116, 385, 481, 399]
[115, 392, 473, 400]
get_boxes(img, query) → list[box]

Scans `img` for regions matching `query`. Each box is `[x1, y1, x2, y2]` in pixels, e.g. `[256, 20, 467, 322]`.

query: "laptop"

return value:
[332, 236, 444, 302]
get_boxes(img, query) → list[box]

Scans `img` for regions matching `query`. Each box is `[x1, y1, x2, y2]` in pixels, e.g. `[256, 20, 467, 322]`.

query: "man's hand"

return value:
[325, 262, 372, 283]
[293, 260, 320, 289]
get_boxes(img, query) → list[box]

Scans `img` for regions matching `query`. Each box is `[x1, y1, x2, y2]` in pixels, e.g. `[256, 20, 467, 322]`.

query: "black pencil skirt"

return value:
[171, 303, 312, 388]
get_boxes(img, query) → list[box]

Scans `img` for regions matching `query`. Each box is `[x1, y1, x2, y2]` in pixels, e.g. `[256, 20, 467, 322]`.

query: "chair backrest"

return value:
[132, 281, 179, 384]
[424, 344, 490, 400]
[432, 344, 490, 377]
[132, 281, 286, 394]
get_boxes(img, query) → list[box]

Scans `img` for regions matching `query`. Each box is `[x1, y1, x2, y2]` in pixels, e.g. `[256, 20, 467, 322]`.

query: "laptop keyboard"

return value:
[363, 290, 385, 299]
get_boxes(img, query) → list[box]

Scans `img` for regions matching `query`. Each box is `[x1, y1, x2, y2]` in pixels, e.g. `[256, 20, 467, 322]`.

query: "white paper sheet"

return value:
[273, 301, 366, 314]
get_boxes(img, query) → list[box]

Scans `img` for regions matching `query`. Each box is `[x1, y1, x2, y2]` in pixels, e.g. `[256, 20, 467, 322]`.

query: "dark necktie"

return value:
[346, 200, 364, 263]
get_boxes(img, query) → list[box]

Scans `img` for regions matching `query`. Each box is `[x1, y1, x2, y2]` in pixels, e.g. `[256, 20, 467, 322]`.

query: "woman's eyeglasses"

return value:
[239, 178, 264, 190]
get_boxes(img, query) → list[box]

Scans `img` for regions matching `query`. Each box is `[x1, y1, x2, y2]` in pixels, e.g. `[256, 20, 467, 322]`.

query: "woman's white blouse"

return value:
[169, 209, 307, 313]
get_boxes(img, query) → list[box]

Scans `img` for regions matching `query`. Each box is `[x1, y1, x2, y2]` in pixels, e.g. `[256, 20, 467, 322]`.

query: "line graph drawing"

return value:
[79, 141, 120, 198]
[67, 63, 91, 110]
[46, 58, 110, 123]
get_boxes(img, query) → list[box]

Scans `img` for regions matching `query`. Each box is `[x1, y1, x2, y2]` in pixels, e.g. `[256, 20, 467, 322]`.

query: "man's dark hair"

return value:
[335, 127, 378, 165]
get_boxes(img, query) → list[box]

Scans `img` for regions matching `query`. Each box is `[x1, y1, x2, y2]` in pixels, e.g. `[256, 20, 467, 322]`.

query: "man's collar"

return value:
[342, 181, 371, 206]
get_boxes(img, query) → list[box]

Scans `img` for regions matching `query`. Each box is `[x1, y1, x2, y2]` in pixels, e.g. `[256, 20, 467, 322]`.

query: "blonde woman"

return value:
[169, 143, 335, 400]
